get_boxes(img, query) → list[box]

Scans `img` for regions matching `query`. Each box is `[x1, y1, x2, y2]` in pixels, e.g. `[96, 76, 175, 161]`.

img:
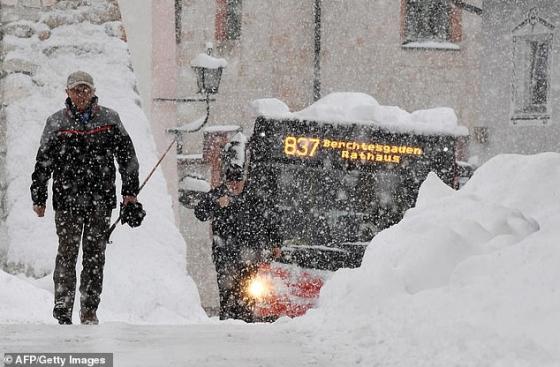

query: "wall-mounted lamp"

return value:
[155, 43, 227, 154]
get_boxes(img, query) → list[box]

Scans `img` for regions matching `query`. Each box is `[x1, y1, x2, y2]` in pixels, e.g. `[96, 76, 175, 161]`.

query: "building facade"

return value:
[173, 0, 483, 312]
[177, 0, 482, 137]
[477, 0, 560, 160]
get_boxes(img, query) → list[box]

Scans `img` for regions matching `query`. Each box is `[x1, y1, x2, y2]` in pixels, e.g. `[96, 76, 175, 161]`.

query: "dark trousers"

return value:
[214, 248, 257, 321]
[53, 208, 111, 321]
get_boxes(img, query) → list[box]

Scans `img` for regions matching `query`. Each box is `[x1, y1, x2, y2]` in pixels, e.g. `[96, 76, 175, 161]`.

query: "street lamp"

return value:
[191, 52, 225, 95]
[156, 44, 227, 154]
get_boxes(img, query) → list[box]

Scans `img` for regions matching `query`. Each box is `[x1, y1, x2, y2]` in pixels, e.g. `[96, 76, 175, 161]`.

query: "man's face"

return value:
[226, 180, 245, 195]
[66, 84, 95, 112]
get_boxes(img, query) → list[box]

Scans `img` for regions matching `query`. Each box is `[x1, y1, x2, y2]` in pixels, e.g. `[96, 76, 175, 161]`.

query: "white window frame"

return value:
[511, 8, 555, 126]
[403, 0, 452, 45]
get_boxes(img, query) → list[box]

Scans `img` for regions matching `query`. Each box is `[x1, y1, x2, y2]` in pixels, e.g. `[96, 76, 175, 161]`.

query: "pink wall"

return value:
[151, 1, 180, 221]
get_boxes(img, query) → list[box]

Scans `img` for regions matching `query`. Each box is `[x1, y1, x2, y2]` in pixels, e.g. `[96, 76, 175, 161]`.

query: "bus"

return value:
[239, 112, 468, 320]
[180, 100, 469, 320]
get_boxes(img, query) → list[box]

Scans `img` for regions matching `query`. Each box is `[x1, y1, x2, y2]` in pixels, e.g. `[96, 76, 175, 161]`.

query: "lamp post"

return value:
[155, 44, 227, 154]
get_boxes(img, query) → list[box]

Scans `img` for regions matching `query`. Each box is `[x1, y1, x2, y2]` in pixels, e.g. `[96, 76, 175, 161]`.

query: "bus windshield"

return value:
[247, 116, 460, 269]
[274, 162, 414, 247]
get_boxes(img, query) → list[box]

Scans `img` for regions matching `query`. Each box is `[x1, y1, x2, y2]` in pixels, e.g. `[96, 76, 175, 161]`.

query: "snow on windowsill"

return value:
[402, 41, 460, 51]
[177, 153, 203, 161]
[203, 124, 241, 133]
[511, 113, 551, 126]
[179, 176, 211, 192]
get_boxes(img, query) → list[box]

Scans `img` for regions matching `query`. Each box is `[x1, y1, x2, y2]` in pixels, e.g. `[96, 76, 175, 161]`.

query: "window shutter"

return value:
[450, 5, 462, 43]
[215, 0, 228, 42]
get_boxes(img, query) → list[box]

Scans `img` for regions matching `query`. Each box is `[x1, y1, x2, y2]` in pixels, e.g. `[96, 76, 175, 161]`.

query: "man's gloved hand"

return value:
[120, 199, 146, 228]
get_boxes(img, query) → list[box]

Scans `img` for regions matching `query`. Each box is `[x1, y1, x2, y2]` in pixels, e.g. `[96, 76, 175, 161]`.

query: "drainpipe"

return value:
[175, 0, 182, 44]
[313, 0, 322, 101]
[0, 6, 7, 265]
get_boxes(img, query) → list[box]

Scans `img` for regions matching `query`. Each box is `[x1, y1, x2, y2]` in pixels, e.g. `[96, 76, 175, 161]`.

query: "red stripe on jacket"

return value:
[58, 125, 114, 135]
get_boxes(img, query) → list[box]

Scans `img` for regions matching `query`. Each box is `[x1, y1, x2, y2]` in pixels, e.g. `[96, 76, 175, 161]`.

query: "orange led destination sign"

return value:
[283, 136, 423, 164]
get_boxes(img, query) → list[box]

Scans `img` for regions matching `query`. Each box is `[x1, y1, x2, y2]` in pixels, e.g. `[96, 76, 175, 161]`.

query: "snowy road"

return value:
[0, 322, 332, 367]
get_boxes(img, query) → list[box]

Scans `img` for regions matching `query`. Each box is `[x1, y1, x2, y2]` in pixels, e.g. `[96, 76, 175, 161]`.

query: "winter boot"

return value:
[53, 306, 73, 325]
[57, 316, 73, 325]
[80, 309, 99, 325]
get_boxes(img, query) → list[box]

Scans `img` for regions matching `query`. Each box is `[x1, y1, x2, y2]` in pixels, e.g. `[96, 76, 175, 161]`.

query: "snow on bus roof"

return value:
[249, 92, 468, 137]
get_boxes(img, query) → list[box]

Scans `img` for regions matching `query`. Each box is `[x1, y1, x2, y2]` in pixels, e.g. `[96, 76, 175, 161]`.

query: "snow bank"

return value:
[297, 153, 560, 366]
[251, 92, 468, 136]
[2, 19, 205, 323]
[0, 272, 52, 323]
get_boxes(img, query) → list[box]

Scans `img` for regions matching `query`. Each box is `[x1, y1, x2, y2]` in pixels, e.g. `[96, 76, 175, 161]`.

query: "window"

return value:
[216, 0, 242, 42]
[512, 35, 552, 116]
[528, 40, 550, 109]
[175, 0, 182, 44]
[511, 9, 554, 123]
[225, 0, 242, 40]
[404, 0, 452, 43]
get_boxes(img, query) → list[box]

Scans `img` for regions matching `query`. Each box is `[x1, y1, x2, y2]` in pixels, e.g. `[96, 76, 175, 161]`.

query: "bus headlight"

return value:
[247, 276, 271, 300]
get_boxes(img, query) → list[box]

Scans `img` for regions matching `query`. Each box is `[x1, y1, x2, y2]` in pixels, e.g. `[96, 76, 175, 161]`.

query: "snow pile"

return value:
[248, 98, 290, 118]
[0, 272, 52, 323]
[251, 92, 468, 136]
[1, 14, 205, 323]
[179, 176, 211, 193]
[297, 153, 560, 366]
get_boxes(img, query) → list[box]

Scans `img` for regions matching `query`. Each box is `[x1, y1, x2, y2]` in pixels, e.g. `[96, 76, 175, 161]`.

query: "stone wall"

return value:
[0, 1, 8, 263]
[1, 0, 56, 24]
[0, 0, 57, 266]
[0, 91, 5, 262]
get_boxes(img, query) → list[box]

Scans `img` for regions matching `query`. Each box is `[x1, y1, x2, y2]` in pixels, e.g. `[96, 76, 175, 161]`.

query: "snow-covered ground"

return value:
[1, 322, 331, 367]
[2, 153, 560, 366]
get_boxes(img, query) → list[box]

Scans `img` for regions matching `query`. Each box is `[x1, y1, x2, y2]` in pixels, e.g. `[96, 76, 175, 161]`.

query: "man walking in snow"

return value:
[30, 71, 140, 325]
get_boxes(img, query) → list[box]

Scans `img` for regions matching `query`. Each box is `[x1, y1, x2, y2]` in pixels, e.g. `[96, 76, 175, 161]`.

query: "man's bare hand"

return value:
[217, 195, 230, 208]
[122, 195, 137, 205]
[33, 205, 46, 217]
[272, 247, 282, 259]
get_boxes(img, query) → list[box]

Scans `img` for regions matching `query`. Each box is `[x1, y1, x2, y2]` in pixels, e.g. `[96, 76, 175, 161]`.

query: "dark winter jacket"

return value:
[194, 184, 280, 264]
[30, 98, 139, 211]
